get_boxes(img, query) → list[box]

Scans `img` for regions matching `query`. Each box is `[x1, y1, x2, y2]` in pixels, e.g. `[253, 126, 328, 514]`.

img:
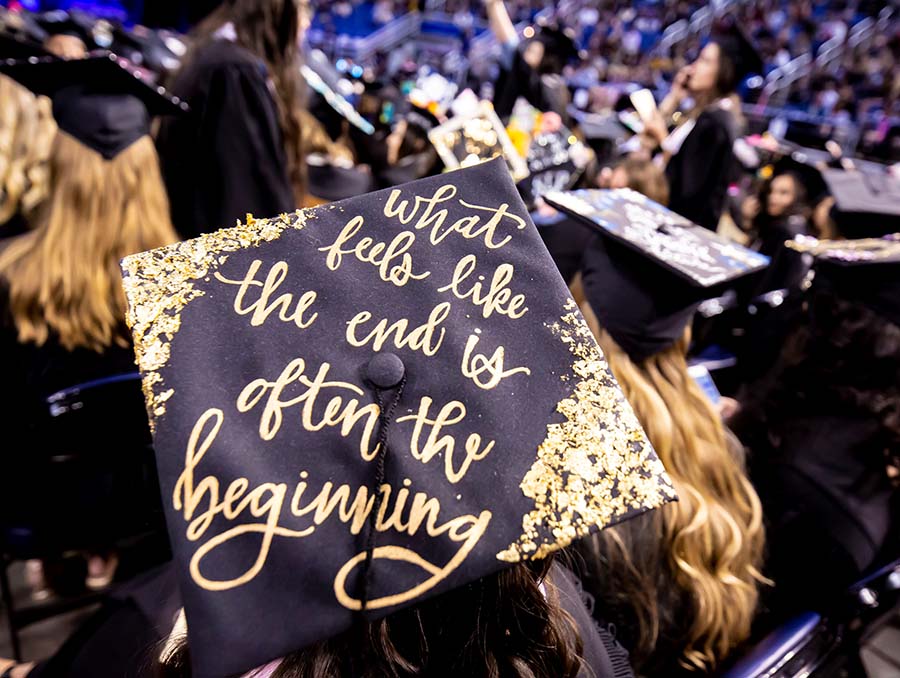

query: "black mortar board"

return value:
[35, 9, 102, 48]
[822, 168, 900, 239]
[517, 126, 584, 208]
[121, 157, 674, 678]
[307, 159, 376, 201]
[711, 22, 763, 84]
[545, 188, 770, 361]
[0, 53, 188, 159]
[0, 31, 51, 60]
[788, 235, 900, 328]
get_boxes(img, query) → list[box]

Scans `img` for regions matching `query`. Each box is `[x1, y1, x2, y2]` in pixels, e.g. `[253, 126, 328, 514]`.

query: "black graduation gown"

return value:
[666, 109, 736, 231]
[743, 413, 897, 616]
[0, 278, 137, 437]
[0, 275, 158, 547]
[156, 39, 295, 240]
[494, 46, 569, 120]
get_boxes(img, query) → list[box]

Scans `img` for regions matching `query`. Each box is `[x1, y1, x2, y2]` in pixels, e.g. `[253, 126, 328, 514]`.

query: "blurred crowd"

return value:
[0, 1, 898, 677]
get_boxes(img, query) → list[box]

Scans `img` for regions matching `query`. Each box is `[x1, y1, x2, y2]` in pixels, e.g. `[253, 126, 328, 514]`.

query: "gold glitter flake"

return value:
[497, 299, 675, 563]
[121, 210, 311, 430]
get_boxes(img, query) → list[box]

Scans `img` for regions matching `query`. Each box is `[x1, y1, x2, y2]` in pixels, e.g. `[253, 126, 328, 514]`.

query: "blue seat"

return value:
[722, 613, 831, 678]
[0, 372, 166, 661]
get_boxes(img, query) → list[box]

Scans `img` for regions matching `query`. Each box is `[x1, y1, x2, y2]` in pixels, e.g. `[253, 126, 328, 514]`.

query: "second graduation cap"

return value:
[121, 158, 675, 677]
[545, 188, 770, 362]
[0, 53, 187, 159]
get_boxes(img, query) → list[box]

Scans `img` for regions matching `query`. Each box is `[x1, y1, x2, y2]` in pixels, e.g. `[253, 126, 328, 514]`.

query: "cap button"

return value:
[366, 352, 405, 389]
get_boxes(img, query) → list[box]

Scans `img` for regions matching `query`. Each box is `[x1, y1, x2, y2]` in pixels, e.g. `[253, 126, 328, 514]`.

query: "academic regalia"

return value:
[546, 188, 769, 673]
[666, 107, 738, 232]
[666, 26, 763, 232]
[733, 235, 900, 617]
[493, 26, 579, 120]
[156, 39, 295, 239]
[545, 188, 770, 362]
[121, 158, 675, 677]
[0, 54, 187, 431]
[0, 54, 183, 549]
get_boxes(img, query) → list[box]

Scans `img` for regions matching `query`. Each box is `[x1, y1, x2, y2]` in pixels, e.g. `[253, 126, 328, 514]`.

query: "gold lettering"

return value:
[437, 255, 528, 319]
[235, 359, 381, 460]
[317, 215, 430, 286]
[214, 259, 318, 329]
[461, 334, 531, 389]
[398, 397, 495, 483]
[345, 302, 450, 356]
[383, 184, 526, 249]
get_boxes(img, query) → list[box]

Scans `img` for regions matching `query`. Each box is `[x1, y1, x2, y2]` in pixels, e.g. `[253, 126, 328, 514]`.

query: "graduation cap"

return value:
[121, 157, 675, 677]
[0, 53, 188, 159]
[35, 9, 108, 49]
[517, 125, 586, 207]
[429, 101, 529, 182]
[0, 31, 51, 60]
[711, 22, 763, 88]
[821, 168, 900, 239]
[787, 234, 900, 328]
[307, 159, 376, 201]
[545, 188, 770, 361]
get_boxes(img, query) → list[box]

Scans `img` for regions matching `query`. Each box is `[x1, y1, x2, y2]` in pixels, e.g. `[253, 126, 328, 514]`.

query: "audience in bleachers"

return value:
[0, 0, 898, 676]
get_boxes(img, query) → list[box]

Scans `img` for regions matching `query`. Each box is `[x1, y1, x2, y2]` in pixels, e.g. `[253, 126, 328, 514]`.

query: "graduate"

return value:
[484, 0, 580, 120]
[0, 53, 183, 602]
[155, 0, 310, 239]
[733, 234, 900, 619]
[546, 188, 770, 675]
[108, 159, 675, 678]
[644, 22, 763, 231]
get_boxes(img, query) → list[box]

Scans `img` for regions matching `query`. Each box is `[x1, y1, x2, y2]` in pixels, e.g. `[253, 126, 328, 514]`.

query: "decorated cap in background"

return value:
[822, 168, 900, 239]
[122, 158, 674, 677]
[788, 234, 900, 328]
[545, 188, 770, 361]
[0, 53, 188, 159]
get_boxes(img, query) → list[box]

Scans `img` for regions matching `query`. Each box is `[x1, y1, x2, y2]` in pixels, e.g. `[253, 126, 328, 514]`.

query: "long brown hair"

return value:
[582, 328, 765, 672]
[0, 132, 178, 352]
[158, 560, 586, 678]
[0, 74, 56, 225]
[193, 0, 306, 199]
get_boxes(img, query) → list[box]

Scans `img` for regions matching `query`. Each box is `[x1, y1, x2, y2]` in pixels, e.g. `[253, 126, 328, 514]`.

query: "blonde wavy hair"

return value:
[584, 327, 766, 673]
[0, 132, 178, 352]
[0, 75, 56, 225]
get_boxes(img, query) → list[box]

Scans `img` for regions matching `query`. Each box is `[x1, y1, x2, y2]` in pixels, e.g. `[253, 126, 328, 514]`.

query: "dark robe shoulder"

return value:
[551, 563, 635, 678]
[156, 39, 295, 239]
[666, 108, 736, 231]
[493, 46, 550, 119]
[0, 273, 137, 437]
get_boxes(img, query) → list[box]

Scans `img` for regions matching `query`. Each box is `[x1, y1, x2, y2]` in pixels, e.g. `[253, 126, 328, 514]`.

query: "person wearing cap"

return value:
[643, 22, 763, 232]
[114, 158, 674, 677]
[732, 236, 900, 619]
[0, 54, 183, 597]
[484, 0, 578, 120]
[545, 189, 768, 675]
[156, 0, 311, 239]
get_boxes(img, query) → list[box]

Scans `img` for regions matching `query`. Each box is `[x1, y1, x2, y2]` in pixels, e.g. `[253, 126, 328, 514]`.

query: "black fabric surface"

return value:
[156, 39, 295, 239]
[666, 109, 736, 231]
[122, 157, 671, 677]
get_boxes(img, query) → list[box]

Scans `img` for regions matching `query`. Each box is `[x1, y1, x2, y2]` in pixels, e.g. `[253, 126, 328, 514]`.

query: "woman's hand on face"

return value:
[642, 111, 669, 146]
[672, 66, 692, 100]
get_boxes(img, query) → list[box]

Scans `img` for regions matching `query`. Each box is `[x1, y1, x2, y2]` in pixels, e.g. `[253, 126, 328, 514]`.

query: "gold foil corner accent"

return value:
[497, 298, 675, 562]
[122, 210, 312, 430]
